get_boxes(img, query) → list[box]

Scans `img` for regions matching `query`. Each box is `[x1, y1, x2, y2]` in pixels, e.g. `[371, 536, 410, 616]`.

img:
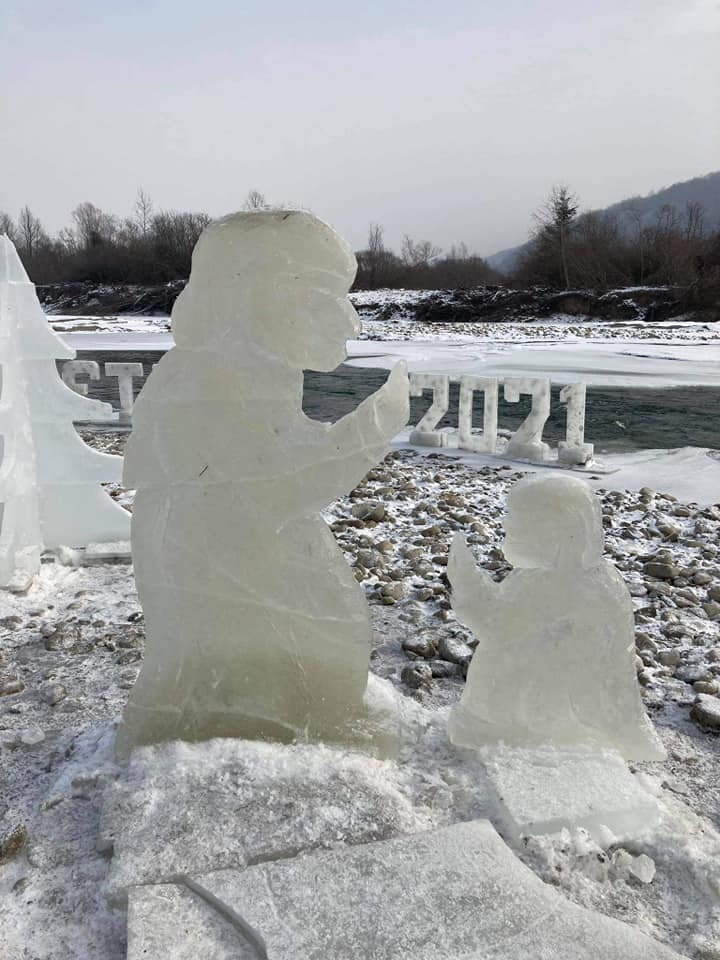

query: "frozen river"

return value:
[66, 347, 720, 454]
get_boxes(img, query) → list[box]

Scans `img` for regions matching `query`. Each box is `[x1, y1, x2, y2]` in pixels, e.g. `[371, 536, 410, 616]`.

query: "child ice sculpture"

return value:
[448, 474, 665, 761]
[116, 212, 409, 759]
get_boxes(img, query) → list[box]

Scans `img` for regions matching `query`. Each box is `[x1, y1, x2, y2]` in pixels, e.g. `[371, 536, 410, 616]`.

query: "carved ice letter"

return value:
[105, 362, 144, 414]
[61, 359, 101, 396]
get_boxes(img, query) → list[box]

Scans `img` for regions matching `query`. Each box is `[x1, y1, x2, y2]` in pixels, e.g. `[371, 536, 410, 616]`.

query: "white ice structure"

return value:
[558, 382, 594, 464]
[126, 821, 682, 959]
[408, 373, 449, 446]
[448, 474, 665, 761]
[406, 373, 594, 465]
[482, 745, 660, 844]
[116, 211, 409, 759]
[105, 361, 144, 414]
[0, 236, 129, 587]
[457, 375, 498, 453]
[503, 377, 551, 461]
[61, 359, 101, 396]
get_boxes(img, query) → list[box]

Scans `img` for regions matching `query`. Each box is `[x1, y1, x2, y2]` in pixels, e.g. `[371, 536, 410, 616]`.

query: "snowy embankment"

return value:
[2, 441, 720, 958]
[2, 307, 720, 958]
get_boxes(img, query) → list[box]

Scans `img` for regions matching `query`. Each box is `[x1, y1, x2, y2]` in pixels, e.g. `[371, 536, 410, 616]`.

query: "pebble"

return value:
[437, 635, 473, 666]
[0, 679, 25, 697]
[401, 636, 436, 660]
[400, 662, 433, 690]
[643, 561, 679, 580]
[0, 824, 27, 865]
[39, 682, 67, 706]
[691, 694, 720, 730]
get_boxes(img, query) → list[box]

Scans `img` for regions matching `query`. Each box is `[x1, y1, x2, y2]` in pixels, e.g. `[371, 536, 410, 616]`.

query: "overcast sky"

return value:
[1, 0, 718, 257]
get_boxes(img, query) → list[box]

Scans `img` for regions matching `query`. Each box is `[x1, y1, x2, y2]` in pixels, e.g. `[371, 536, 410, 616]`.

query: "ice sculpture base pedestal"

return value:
[482, 745, 659, 845]
[100, 735, 418, 907]
[558, 440, 595, 466]
[115, 674, 400, 763]
[125, 821, 680, 960]
[409, 428, 448, 447]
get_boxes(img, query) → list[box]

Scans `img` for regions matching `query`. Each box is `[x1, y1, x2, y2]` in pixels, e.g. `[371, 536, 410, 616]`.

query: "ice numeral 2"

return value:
[408, 373, 450, 447]
[503, 378, 551, 461]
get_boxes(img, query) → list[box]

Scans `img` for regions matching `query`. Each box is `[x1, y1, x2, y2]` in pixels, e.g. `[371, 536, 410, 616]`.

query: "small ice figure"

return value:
[448, 474, 665, 761]
[116, 211, 409, 759]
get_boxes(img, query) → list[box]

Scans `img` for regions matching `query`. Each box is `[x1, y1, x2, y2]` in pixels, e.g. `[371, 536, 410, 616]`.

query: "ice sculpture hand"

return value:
[353, 360, 409, 442]
[448, 533, 499, 635]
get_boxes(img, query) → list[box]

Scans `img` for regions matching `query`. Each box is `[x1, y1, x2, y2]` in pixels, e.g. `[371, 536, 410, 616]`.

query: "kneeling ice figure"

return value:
[115, 211, 409, 759]
[448, 474, 665, 761]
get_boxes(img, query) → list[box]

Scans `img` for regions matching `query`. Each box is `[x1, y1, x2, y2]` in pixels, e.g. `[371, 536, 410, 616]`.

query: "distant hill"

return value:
[486, 170, 720, 275]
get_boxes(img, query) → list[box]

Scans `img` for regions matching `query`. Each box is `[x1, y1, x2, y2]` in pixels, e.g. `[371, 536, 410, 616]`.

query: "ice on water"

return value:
[115, 211, 409, 758]
[0, 235, 129, 587]
[449, 473, 665, 760]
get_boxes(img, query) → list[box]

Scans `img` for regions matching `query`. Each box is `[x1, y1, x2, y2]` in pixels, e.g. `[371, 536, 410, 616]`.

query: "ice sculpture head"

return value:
[503, 474, 603, 571]
[172, 211, 360, 371]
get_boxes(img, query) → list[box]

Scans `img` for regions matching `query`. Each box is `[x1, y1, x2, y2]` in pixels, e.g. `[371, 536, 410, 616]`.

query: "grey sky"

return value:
[1, 0, 718, 257]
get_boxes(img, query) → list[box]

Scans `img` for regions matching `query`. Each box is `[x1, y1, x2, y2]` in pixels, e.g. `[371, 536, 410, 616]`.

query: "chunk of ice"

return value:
[482, 745, 660, 844]
[128, 821, 682, 959]
[101, 737, 425, 904]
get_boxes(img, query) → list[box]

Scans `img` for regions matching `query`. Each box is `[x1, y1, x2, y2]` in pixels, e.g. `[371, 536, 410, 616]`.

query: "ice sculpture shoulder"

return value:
[448, 474, 665, 761]
[116, 211, 409, 759]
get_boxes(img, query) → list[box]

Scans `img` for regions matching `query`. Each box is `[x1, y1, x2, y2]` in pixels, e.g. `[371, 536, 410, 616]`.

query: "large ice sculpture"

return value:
[116, 211, 409, 758]
[0, 237, 129, 586]
[448, 474, 665, 760]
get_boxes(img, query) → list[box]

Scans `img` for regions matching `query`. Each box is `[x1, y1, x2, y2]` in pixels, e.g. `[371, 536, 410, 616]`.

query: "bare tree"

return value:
[0, 211, 16, 241]
[72, 202, 117, 249]
[244, 189, 269, 211]
[17, 206, 46, 258]
[134, 188, 154, 236]
[401, 235, 442, 268]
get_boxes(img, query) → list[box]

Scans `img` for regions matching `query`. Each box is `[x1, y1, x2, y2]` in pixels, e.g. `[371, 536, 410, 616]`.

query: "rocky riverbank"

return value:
[37, 280, 715, 327]
[2, 438, 720, 957]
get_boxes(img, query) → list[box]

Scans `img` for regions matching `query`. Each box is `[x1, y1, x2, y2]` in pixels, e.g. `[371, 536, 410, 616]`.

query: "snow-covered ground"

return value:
[2, 440, 720, 959]
[2, 307, 720, 958]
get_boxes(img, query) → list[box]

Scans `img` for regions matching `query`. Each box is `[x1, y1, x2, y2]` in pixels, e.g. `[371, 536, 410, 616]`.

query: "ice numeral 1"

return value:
[558, 383, 594, 465]
[408, 373, 450, 447]
[503, 377, 551, 461]
[457, 376, 498, 453]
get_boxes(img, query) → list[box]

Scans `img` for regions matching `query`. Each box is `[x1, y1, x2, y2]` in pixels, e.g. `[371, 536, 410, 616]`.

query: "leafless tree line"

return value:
[0, 192, 212, 284]
[354, 224, 500, 289]
[514, 186, 720, 304]
[0, 192, 499, 290]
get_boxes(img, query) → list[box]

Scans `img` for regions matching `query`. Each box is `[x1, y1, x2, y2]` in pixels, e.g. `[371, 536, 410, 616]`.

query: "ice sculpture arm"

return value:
[300, 362, 409, 504]
[448, 533, 501, 634]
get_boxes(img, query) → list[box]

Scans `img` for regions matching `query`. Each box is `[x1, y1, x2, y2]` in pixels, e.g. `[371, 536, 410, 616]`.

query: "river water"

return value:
[67, 350, 720, 454]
